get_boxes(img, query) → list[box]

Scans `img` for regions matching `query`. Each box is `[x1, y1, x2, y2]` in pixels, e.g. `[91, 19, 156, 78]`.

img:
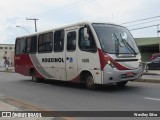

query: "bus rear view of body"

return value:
[15, 22, 143, 89]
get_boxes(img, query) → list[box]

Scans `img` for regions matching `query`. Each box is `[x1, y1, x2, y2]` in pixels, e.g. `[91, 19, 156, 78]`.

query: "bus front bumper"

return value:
[103, 65, 143, 84]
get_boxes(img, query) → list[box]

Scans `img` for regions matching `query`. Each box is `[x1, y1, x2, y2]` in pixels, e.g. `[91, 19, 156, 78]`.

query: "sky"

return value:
[1, 0, 160, 44]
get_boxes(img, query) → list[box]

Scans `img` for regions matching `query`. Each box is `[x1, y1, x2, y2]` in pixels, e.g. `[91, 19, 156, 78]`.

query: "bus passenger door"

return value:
[65, 29, 78, 81]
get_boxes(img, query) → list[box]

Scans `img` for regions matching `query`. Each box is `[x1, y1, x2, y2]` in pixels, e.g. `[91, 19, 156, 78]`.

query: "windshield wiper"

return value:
[120, 34, 137, 55]
[113, 33, 120, 55]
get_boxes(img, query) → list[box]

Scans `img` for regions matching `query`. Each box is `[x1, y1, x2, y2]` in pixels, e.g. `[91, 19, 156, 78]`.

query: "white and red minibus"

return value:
[15, 22, 143, 89]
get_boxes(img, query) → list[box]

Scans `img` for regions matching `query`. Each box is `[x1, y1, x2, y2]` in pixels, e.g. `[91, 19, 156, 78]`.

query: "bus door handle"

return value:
[52, 66, 55, 68]
[69, 67, 73, 69]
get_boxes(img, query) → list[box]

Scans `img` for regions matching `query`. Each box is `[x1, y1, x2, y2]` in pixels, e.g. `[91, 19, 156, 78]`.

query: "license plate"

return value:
[126, 72, 134, 77]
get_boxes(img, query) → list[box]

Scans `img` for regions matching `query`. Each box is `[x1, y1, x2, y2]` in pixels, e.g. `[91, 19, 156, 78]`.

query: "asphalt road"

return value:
[0, 72, 160, 120]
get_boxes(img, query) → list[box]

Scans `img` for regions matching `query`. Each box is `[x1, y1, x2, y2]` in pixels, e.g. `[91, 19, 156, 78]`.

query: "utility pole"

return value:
[26, 18, 39, 32]
[157, 25, 160, 37]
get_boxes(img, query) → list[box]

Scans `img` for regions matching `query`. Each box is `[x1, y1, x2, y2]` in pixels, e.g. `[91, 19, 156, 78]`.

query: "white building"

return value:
[0, 44, 15, 66]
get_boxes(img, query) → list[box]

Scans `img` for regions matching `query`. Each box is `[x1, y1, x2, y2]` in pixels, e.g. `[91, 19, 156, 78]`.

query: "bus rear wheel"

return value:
[85, 74, 97, 90]
[31, 70, 39, 82]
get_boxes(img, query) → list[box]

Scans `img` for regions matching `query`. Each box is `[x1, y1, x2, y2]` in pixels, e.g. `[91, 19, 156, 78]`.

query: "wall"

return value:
[0, 44, 15, 66]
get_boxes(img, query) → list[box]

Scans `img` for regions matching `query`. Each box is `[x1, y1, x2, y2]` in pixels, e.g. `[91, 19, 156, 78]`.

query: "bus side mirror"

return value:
[84, 28, 89, 40]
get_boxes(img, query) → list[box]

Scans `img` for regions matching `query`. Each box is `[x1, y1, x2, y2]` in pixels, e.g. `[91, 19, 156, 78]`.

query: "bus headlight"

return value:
[106, 60, 116, 68]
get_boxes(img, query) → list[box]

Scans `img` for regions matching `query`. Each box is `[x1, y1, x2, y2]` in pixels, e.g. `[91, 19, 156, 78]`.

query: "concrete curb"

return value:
[0, 68, 15, 73]
[0, 70, 15, 73]
[134, 79, 160, 83]
[0, 95, 71, 120]
[143, 73, 160, 76]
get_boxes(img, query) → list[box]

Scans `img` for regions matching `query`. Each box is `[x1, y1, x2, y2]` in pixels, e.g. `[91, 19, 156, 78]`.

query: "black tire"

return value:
[116, 81, 128, 87]
[85, 74, 97, 90]
[31, 70, 38, 82]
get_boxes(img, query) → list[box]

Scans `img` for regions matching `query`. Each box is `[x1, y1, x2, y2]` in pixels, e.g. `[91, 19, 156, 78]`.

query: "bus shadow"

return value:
[96, 84, 141, 93]
[22, 79, 141, 92]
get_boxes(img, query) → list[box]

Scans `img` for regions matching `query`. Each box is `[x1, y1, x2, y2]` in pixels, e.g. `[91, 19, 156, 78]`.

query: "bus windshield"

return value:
[92, 23, 139, 54]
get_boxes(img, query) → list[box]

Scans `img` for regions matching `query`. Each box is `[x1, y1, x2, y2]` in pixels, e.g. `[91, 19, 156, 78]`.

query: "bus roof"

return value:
[16, 21, 121, 38]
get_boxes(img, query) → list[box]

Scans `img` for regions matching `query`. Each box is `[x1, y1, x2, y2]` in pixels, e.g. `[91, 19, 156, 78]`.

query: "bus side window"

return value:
[54, 30, 64, 52]
[26, 36, 37, 53]
[38, 32, 53, 53]
[45, 33, 53, 51]
[26, 37, 31, 53]
[67, 31, 76, 51]
[15, 38, 26, 54]
[79, 27, 97, 52]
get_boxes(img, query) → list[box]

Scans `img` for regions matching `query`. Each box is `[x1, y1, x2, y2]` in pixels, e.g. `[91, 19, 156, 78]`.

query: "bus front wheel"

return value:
[85, 74, 97, 90]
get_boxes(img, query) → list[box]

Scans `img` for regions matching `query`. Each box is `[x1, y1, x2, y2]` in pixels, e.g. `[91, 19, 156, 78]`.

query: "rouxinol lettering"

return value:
[42, 58, 64, 63]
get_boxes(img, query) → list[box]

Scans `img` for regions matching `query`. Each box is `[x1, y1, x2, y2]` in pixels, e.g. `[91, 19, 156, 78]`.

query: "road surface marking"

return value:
[145, 97, 160, 101]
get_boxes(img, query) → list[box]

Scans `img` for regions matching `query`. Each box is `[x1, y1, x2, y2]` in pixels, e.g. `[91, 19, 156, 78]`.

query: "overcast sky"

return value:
[0, 0, 160, 44]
